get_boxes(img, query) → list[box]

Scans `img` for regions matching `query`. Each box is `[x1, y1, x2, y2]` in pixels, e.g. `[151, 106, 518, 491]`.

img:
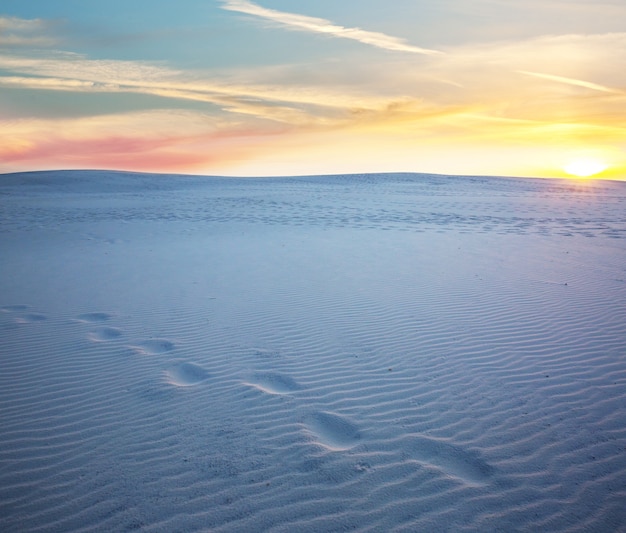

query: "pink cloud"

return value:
[0, 129, 274, 174]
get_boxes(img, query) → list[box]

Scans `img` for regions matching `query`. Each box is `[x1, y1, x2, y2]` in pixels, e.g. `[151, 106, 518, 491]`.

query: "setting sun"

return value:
[564, 158, 608, 178]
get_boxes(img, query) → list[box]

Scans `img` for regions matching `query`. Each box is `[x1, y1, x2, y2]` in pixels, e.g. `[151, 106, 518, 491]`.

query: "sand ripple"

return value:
[1, 172, 625, 532]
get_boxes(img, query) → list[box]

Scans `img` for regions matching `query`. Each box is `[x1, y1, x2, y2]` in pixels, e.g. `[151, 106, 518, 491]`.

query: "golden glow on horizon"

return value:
[563, 158, 608, 178]
[0, 9, 625, 180]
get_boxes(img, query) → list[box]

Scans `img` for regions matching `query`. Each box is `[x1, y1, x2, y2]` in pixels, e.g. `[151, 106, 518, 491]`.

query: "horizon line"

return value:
[1, 167, 620, 183]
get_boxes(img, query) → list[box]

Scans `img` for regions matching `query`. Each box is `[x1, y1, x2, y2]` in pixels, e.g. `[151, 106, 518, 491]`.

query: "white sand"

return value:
[1, 170, 625, 532]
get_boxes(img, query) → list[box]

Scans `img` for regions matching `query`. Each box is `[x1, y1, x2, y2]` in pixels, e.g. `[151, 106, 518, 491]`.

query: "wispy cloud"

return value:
[220, 0, 443, 56]
[0, 16, 59, 47]
[0, 52, 406, 126]
[517, 70, 623, 94]
[3, 30, 625, 134]
[2, 8, 625, 177]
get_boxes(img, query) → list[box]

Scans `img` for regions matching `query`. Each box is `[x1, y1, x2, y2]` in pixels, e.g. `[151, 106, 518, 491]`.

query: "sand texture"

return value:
[1, 171, 625, 532]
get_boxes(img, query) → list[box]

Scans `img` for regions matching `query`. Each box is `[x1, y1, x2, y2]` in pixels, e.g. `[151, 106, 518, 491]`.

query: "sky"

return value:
[1, 0, 625, 179]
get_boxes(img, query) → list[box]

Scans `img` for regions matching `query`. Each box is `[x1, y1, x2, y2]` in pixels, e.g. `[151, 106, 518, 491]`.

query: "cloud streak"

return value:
[0, 16, 58, 47]
[517, 70, 623, 94]
[0, 52, 408, 126]
[220, 0, 443, 56]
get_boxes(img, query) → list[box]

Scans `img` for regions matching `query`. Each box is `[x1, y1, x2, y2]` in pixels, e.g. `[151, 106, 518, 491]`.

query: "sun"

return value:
[563, 158, 608, 178]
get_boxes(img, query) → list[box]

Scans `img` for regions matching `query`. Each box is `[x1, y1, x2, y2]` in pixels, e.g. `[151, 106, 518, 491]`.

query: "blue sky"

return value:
[1, 0, 625, 178]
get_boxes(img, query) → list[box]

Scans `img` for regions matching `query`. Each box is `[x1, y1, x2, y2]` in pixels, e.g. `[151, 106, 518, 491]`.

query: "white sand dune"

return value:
[1, 170, 625, 532]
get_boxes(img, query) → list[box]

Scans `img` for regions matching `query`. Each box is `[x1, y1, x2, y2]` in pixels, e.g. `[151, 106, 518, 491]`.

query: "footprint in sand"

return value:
[1, 305, 29, 312]
[76, 312, 112, 323]
[131, 339, 176, 355]
[1, 306, 47, 324]
[305, 411, 361, 451]
[246, 372, 301, 395]
[403, 435, 493, 485]
[88, 327, 123, 342]
[15, 313, 47, 323]
[165, 362, 209, 387]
